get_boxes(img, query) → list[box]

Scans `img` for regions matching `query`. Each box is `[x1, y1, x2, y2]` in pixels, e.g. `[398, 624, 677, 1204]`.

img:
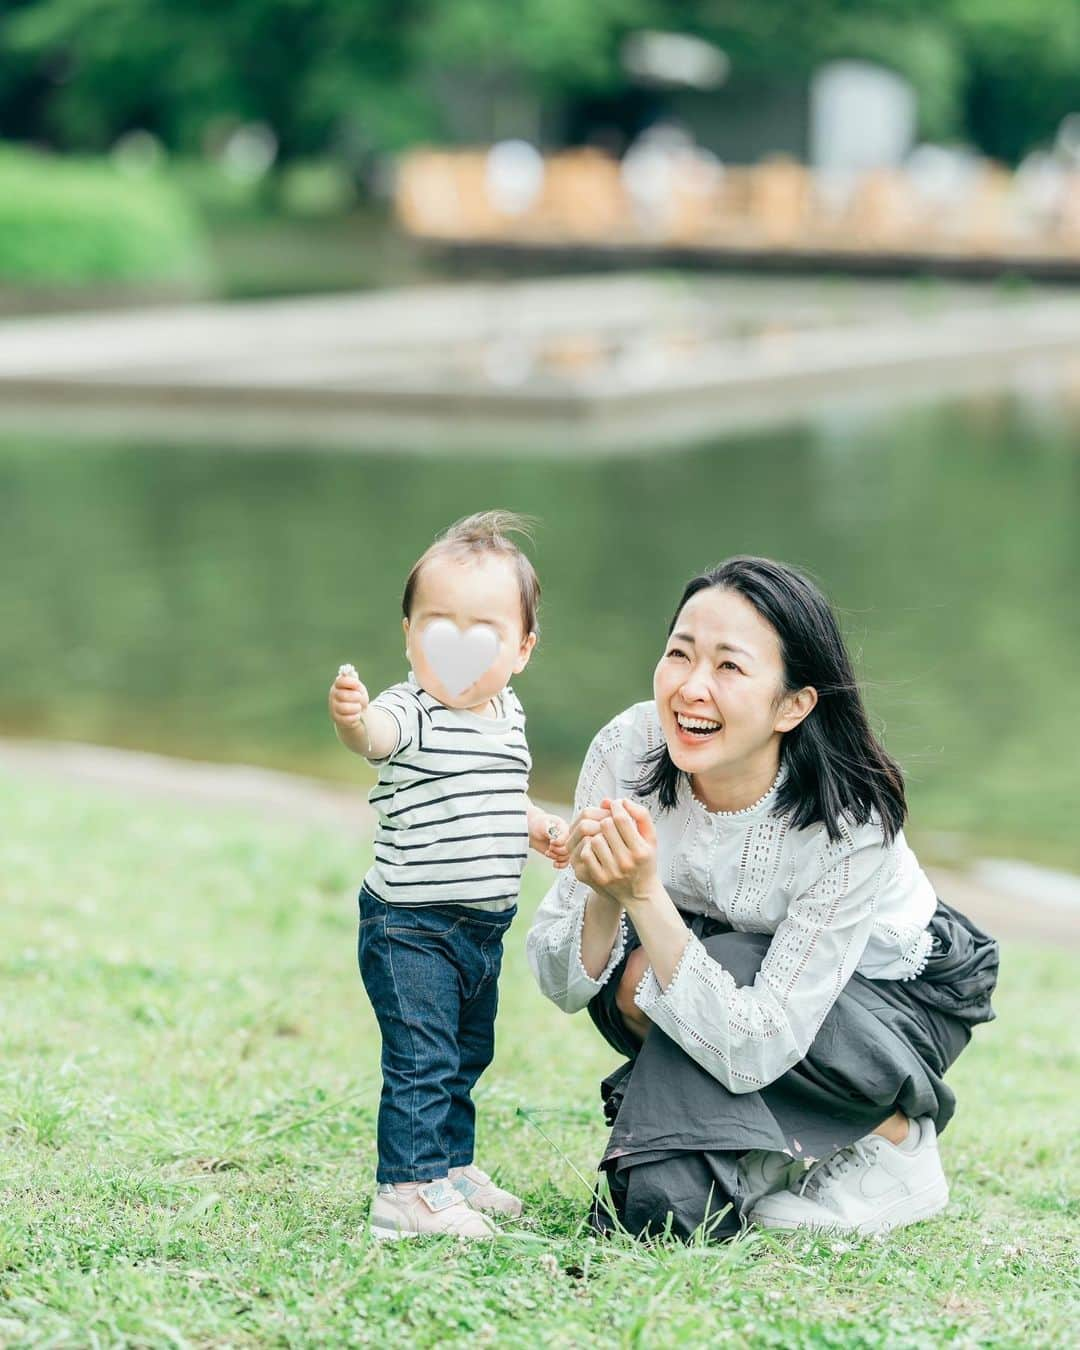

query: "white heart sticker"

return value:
[420, 619, 500, 697]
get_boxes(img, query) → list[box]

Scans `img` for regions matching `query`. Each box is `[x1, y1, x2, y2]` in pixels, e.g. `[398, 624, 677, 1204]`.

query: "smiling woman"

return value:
[651, 588, 818, 813]
[527, 555, 1000, 1244]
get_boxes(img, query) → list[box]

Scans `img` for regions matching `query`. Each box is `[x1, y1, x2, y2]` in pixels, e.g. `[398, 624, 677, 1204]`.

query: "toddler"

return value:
[329, 511, 568, 1239]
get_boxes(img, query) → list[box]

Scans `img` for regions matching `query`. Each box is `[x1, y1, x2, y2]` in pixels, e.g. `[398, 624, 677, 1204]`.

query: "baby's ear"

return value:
[513, 630, 538, 673]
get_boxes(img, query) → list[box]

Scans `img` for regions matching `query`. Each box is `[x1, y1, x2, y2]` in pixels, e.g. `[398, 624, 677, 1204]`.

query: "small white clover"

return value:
[539, 1252, 560, 1278]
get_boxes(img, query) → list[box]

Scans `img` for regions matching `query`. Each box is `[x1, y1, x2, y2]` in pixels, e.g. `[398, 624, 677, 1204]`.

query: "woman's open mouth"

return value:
[674, 712, 722, 744]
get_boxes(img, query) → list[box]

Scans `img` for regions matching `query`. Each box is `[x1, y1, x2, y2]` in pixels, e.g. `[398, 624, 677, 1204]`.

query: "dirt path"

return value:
[2, 737, 1075, 947]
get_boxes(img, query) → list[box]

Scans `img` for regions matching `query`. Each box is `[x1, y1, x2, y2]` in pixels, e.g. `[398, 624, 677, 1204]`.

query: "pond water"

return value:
[1, 381, 1077, 869]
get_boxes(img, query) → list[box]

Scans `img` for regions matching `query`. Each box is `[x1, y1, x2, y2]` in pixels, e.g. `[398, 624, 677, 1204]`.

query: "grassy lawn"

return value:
[1, 774, 1075, 1348]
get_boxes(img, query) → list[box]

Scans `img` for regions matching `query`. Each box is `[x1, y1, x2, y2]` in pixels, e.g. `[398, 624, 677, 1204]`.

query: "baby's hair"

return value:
[402, 510, 542, 637]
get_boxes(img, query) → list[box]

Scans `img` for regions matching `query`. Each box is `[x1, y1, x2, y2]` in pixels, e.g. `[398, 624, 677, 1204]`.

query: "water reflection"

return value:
[1, 389, 1076, 867]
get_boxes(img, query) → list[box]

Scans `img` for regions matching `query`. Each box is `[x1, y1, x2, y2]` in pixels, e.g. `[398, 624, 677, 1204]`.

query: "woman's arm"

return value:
[579, 890, 625, 980]
[571, 796, 690, 985]
[526, 850, 630, 1012]
[526, 719, 632, 1010]
[579, 799, 889, 1094]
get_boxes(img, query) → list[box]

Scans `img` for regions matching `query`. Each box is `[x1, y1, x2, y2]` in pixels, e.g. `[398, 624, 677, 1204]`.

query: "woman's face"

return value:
[652, 586, 814, 791]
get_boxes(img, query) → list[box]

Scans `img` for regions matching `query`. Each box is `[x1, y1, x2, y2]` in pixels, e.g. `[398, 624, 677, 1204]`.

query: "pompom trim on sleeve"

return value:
[574, 902, 628, 986]
[633, 931, 704, 1010]
[897, 927, 935, 982]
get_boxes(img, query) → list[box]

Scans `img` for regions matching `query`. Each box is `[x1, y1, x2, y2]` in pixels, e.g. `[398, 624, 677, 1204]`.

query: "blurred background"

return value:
[1, 0, 1078, 877]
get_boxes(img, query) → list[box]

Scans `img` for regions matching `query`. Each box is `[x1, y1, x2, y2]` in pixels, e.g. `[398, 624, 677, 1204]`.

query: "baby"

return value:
[329, 511, 569, 1240]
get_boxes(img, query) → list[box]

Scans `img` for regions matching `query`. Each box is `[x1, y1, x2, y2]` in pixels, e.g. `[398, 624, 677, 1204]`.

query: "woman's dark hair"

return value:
[637, 556, 907, 845]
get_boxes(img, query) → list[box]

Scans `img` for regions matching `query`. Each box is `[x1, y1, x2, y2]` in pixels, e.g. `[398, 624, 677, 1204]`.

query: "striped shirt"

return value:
[362, 671, 531, 911]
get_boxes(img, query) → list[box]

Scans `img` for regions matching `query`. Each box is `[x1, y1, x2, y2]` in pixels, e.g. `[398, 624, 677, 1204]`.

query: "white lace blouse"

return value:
[525, 701, 937, 1095]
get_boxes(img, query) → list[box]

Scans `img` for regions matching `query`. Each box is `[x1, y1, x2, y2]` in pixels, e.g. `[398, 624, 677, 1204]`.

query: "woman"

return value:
[526, 556, 998, 1242]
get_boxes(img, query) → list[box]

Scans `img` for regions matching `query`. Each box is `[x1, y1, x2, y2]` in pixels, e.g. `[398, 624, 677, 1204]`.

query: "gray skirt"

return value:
[586, 897, 999, 1242]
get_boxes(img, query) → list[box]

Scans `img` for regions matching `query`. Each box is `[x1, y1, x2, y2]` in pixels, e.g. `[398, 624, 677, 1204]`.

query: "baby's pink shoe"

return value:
[369, 1178, 496, 1240]
[449, 1164, 523, 1217]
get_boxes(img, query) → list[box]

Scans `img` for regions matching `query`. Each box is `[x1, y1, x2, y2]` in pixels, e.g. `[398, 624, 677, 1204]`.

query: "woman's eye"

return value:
[667, 648, 687, 659]
[719, 661, 739, 672]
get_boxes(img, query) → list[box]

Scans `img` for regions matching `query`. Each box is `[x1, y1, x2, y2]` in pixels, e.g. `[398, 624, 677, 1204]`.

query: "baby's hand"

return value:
[329, 663, 370, 730]
[529, 812, 571, 869]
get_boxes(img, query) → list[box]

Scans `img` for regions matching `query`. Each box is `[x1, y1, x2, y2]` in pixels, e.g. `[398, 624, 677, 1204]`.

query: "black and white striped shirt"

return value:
[362, 672, 531, 911]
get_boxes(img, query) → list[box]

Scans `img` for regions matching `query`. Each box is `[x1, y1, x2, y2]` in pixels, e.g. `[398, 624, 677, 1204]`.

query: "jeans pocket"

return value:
[460, 903, 517, 935]
[358, 886, 389, 928]
[384, 906, 465, 939]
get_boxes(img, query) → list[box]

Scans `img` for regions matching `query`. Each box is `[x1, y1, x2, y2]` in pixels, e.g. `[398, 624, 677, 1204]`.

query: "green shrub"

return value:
[278, 159, 357, 218]
[167, 157, 270, 223]
[0, 147, 213, 288]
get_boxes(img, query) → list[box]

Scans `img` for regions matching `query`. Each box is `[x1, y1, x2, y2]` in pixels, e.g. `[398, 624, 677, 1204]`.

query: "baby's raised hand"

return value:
[528, 808, 571, 869]
[329, 663, 370, 730]
[541, 815, 571, 869]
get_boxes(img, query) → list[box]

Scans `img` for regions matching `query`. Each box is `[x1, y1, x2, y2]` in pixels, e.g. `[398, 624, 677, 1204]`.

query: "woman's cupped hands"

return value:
[567, 796, 661, 908]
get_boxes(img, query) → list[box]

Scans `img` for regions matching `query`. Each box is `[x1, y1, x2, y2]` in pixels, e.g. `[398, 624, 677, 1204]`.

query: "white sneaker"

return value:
[449, 1164, 523, 1217]
[736, 1150, 807, 1210]
[369, 1178, 497, 1241]
[749, 1118, 949, 1237]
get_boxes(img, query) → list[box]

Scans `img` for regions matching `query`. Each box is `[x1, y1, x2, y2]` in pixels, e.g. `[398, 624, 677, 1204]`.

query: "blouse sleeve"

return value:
[525, 717, 630, 1013]
[633, 820, 889, 1094]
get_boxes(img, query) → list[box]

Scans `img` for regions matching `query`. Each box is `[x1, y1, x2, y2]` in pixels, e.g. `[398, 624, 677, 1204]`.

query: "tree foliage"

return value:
[1, 0, 1076, 165]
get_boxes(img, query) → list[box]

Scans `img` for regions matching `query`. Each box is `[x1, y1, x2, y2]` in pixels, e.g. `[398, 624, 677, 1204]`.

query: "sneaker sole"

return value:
[370, 1224, 419, 1241]
[370, 1222, 498, 1241]
[751, 1181, 950, 1237]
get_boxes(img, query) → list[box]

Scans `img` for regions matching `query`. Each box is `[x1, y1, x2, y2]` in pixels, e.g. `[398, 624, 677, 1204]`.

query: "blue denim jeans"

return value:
[357, 885, 516, 1184]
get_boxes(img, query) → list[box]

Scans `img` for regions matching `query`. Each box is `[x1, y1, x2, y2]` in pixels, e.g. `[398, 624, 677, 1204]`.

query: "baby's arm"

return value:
[526, 798, 570, 869]
[329, 664, 399, 760]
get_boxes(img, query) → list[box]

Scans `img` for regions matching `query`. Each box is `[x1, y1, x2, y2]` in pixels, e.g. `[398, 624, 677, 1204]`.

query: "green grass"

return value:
[0, 775, 1075, 1348]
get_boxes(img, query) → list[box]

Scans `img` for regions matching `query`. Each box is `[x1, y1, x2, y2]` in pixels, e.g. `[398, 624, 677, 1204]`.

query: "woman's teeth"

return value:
[677, 714, 721, 736]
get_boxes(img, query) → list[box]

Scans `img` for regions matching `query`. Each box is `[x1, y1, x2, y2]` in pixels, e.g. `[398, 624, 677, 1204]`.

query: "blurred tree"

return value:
[641, 2, 962, 143]
[0, 0, 1076, 167]
[0, 0, 433, 164]
[950, 0, 1080, 162]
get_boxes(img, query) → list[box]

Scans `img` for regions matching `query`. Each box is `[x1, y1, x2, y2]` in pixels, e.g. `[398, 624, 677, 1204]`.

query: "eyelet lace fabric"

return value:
[526, 702, 943, 1073]
[897, 928, 935, 981]
[633, 928, 698, 1003]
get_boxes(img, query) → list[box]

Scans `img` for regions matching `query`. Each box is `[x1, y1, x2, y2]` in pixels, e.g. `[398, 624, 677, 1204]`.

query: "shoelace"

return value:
[796, 1138, 876, 1199]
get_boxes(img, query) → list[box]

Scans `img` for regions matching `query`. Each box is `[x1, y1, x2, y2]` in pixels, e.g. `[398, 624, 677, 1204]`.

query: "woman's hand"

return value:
[568, 796, 660, 908]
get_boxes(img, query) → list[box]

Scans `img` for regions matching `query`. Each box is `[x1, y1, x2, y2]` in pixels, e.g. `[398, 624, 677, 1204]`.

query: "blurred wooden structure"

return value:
[395, 148, 1080, 274]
